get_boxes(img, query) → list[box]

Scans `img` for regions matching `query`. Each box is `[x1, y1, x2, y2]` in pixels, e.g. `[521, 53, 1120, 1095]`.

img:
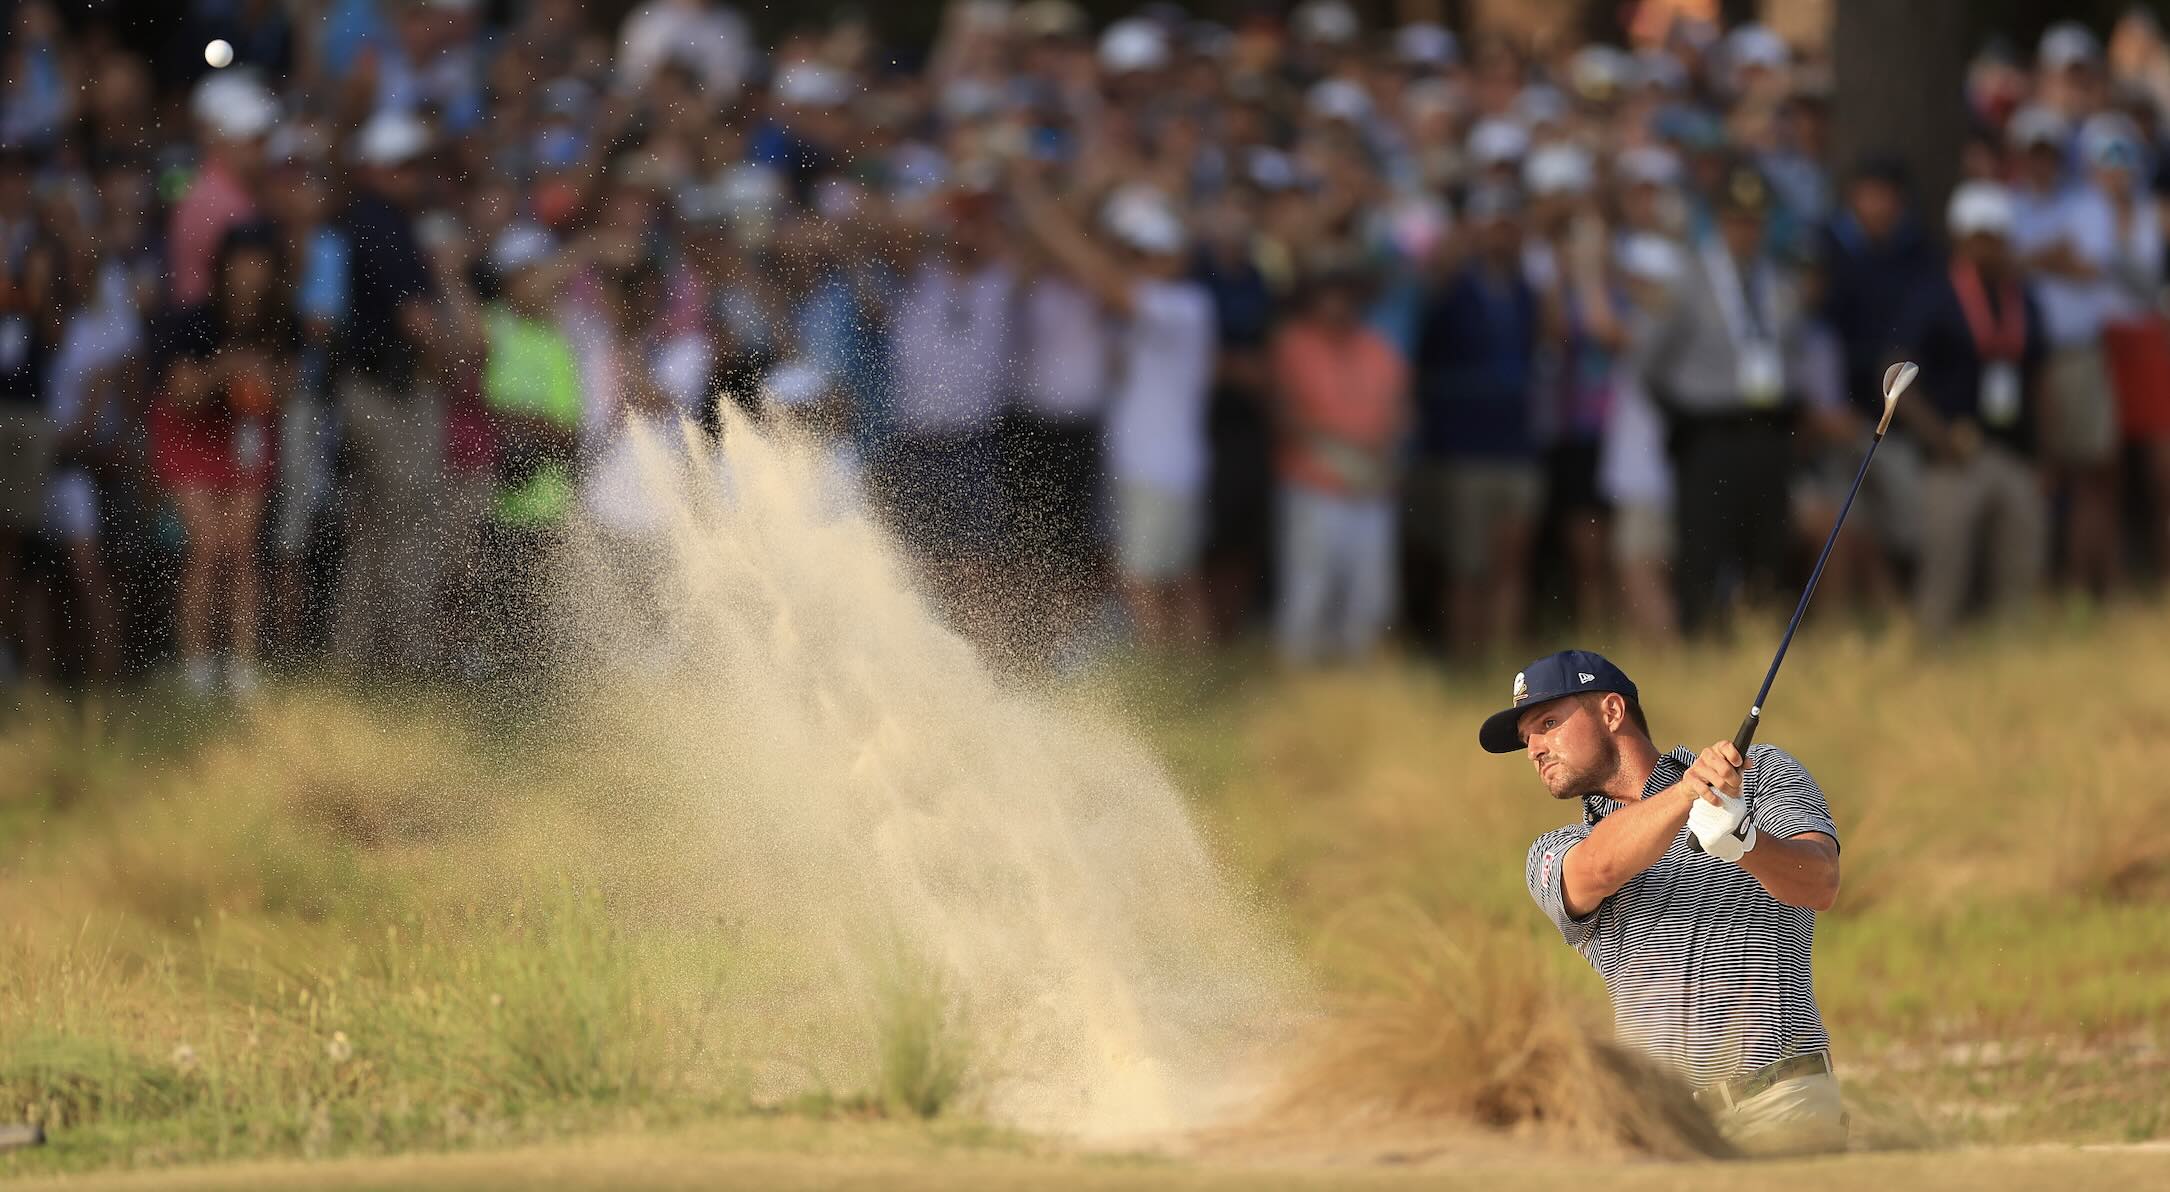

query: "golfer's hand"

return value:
[1689, 792, 1757, 861]
[1686, 742, 1749, 806]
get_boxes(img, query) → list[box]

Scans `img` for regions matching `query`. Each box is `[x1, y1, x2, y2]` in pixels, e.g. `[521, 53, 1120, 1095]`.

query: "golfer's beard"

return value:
[1545, 737, 1621, 801]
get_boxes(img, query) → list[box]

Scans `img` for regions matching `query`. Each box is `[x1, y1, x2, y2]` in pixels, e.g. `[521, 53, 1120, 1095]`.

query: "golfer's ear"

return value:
[1601, 693, 1627, 733]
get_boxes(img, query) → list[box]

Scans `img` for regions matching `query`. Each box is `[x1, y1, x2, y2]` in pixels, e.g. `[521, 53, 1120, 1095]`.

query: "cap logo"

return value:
[1578, 672, 1596, 684]
[1511, 672, 1529, 704]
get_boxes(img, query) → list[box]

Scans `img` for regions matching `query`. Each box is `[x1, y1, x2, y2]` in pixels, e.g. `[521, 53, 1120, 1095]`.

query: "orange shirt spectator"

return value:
[1271, 287, 1410, 496]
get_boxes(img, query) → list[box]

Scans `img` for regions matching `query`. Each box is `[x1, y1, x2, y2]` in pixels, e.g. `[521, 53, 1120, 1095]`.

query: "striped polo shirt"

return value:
[1525, 744, 1839, 1088]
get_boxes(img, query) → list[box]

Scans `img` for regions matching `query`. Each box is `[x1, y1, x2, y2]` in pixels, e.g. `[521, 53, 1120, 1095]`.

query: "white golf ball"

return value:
[205, 40, 234, 69]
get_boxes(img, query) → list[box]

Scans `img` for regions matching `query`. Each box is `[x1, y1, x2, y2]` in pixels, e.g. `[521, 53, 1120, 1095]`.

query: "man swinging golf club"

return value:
[1481, 363, 1914, 1156]
[1481, 655, 1844, 1156]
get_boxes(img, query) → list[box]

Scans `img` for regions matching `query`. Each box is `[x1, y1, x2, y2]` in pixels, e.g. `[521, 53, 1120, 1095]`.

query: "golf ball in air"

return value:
[205, 40, 234, 69]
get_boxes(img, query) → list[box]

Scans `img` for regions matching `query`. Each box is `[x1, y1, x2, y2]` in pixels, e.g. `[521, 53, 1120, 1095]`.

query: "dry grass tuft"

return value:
[1265, 906, 1732, 1160]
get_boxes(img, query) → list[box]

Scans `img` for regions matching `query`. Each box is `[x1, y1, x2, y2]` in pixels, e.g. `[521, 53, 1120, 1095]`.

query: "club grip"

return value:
[1731, 709, 1760, 757]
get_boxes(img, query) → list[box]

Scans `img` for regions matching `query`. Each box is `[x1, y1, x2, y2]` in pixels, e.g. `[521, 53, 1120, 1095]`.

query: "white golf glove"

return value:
[1689, 789, 1758, 862]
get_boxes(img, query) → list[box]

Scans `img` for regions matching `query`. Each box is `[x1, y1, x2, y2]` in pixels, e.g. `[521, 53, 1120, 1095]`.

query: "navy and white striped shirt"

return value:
[1525, 744, 1838, 1088]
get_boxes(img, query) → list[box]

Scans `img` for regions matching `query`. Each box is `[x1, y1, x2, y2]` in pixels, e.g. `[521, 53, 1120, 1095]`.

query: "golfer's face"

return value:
[1519, 697, 1606, 800]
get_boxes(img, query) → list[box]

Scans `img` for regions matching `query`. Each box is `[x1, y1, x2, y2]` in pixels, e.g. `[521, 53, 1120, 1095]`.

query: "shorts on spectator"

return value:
[46, 469, 97, 544]
[879, 429, 1001, 561]
[999, 408, 1104, 572]
[2040, 343, 2118, 467]
[0, 408, 53, 530]
[1544, 440, 1606, 517]
[1116, 482, 1203, 582]
[1438, 459, 1542, 580]
[1792, 431, 1924, 561]
[1611, 501, 1675, 566]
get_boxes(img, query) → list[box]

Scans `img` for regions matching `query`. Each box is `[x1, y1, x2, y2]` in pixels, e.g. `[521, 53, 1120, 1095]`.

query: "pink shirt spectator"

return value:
[166, 160, 258, 307]
[1272, 321, 1409, 496]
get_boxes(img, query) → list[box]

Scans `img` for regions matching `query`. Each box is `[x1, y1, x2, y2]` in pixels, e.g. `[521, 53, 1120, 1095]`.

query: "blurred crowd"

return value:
[8, 0, 2170, 694]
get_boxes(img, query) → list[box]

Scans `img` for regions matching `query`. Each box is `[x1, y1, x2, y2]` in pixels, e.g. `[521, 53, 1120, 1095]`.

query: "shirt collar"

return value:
[1581, 747, 1695, 826]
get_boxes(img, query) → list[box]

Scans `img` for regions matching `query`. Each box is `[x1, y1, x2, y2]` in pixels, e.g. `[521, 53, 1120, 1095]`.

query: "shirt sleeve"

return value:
[1746, 745, 1840, 849]
[1526, 825, 1600, 955]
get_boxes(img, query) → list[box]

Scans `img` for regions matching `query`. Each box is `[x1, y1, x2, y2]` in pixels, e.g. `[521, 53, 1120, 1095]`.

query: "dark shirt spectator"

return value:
[1822, 161, 1936, 421]
[336, 188, 435, 393]
[1416, 254, 1539, 460]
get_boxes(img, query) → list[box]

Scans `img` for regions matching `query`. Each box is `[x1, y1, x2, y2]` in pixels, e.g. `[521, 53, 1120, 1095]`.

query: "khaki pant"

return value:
[1715, 1072, 1849, 1157]
[331, 374, 446, 675]
[1915, 443, 2047, 638]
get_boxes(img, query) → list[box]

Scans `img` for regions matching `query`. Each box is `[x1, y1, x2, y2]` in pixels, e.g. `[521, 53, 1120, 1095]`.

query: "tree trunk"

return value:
[1829, 0, 1975, 237]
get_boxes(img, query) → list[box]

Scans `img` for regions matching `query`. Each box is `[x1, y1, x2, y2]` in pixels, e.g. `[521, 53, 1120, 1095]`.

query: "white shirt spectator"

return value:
[616, 0, 754, 100]
[889, 260, 1014, 435]
[1104, 278, 1216, 495]
[2011, 181, 2119, 347]
[46, 262, 143, 542]
[1019, 277, 1108, 420]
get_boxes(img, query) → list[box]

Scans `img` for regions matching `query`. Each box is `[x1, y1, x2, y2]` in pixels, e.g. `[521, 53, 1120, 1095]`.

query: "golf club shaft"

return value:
[1731, 429, 1888, 756]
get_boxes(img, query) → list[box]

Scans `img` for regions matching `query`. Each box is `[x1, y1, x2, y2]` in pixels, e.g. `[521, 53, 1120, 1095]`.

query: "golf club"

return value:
[1694, 361, 1917, 837]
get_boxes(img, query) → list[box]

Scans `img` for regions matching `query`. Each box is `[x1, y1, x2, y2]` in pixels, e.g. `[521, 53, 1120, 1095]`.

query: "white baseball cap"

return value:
[2040, 21, 2102, 71]
[2006, 103, 2071, 150]
[192, 73, 279, 142]
[1098, 18, 1169, 74]
[763, 360, 832, 409]
[1306, 77, 1373, 124]
[1524, 143, 1594, 197]
[1617, 232, 1683, 283]
[1103, 185, 1187, 256]
[353, 110, 431, 166]
[1467, 117, 1530, 167]
[1947, 180, 2017, 238]
[1726, 24, 1789, 73]
[773, 62, 850, 109]
[490, 222, 556, 275]
[1293, 0, 1360, 46]
[1394, 22, 1458, 68]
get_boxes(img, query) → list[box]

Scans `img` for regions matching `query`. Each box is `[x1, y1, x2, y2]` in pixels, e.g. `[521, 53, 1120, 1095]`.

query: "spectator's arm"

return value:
[1009, 163, 1137, 318]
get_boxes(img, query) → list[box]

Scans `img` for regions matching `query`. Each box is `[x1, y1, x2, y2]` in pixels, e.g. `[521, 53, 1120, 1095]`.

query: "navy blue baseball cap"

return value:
[1478, 650, 1641, 754]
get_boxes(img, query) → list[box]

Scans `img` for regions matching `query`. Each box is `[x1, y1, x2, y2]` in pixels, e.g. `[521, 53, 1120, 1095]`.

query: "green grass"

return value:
[5, 605, 2170, 1177]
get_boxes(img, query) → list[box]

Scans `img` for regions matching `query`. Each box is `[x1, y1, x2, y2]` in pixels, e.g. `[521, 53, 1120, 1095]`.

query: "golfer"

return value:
[1480, 649, 1846, 1156]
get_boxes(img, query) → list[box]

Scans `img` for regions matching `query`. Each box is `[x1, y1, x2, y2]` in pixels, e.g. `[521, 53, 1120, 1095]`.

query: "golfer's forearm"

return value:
[1740, 834, 1840, 910]
[1562, 786, 1695, 915]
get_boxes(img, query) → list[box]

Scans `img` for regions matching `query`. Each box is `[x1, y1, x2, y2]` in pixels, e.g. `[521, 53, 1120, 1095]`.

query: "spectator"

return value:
[44, 213, 140, 683]
[265, 153, 348, 659]
[2084, 112, 2170, 579]
[1016, 170, 1216, 650]
[1893, 182, 2049, 636]
[148, 223, 296, 695]
[329, 111, 444, 676]
[1635, 164, 1804, 632]
[474, 223, 583, 673]
[1527, 143, 1619, 631]
[1270, 258, 1408, 666]
[2038, 22, 2109, 122]
[1602, 234, 1683, 643]
[2008, 104, 2123, 600]
[881, 191, 1015, 629]
[0, 186, 67, 683]
[1003, 231, 1111, 648]
[170, 73, 276, 307]
[0, 1, 73, 151]
[1819, 156, 1934, 586]
[1416, 186, 1541, 657]
[1194, 185, 1279, 642]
